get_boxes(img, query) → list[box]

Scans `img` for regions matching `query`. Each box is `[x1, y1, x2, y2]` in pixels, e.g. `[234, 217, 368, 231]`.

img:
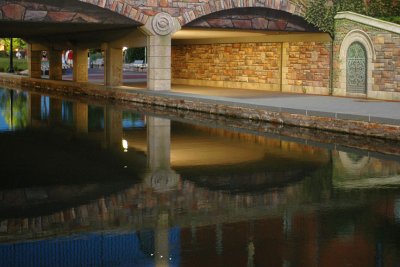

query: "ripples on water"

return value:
[0, 88, 399, 266]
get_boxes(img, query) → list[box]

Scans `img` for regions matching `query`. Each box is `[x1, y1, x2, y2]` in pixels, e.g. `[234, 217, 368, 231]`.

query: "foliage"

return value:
[125, 47, 145, 63]
[305, 0, 336, 35]
[0, 57, 28, 72]
[1, 38, 26, 55]
[305, 0, 400, 36]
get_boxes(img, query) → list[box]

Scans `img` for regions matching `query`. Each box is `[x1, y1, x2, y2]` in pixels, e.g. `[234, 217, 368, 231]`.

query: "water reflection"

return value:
[0, 88, 400, 266]
[0, 89, 28, 131]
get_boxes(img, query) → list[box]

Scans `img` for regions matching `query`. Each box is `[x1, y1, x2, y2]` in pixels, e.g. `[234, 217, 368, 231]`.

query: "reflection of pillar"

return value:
[104, 45, 123, 86]
[104, 106, 122, 148]
[73, 102, 88, 133]
[27, 44, 42, 79]
[155, 213, 169, 267]
[145, 116, 179, 191]
[140, 13, 181, 91]
[49, 49, 63, 80]
[216, 223, 223, 255]
[147, 117, 170, 170]
[73, 48, 88, 82]
[49, 98, 62, 125]
[29, 93, 42, 125]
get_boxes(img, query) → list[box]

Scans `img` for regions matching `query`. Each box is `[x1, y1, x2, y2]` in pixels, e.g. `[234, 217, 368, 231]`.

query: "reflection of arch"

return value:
[338, 151, 370, 173]
[338, 30, 375, 96]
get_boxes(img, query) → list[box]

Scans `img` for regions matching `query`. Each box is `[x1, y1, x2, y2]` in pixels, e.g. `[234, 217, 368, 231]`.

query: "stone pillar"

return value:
[73, 102, 88, 133]
[140, 13, 181, 91]
[104, 45, 123, 87]
[147, 35, 172, 91]
[73, 48, 88, 82]
[104, 106, 122, 148]
[49, 49, 63, 80]
[27, 44, 42, 79]
[145, 116, 179, 192]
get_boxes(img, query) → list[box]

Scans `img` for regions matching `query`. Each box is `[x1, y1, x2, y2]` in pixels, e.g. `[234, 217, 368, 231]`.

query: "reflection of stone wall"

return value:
[0, 180, 303, 242]
[332, 151, 400, 186]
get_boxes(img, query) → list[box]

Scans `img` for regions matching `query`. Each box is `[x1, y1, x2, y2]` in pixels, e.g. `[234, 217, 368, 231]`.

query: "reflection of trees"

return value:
[0, 89, 28, 130]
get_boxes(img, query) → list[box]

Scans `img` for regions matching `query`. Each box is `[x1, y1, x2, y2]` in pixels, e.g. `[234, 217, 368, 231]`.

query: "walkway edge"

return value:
[1, 74, 400, 141]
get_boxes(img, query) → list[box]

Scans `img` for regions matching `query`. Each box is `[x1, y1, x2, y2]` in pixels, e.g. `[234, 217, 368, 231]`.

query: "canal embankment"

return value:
[1, 73, 400, 143]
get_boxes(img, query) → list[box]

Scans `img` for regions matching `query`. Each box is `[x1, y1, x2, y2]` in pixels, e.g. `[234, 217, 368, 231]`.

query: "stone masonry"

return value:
[283, 42, 331, 94]
[172, 41, 331, 93]
[333, 12, 400, 100]
[172, 43, 282, 91]
[0, 0, 309, 26]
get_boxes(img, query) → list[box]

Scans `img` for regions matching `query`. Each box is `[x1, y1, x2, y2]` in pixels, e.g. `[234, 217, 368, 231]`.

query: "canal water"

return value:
[0, 88, 400, 267]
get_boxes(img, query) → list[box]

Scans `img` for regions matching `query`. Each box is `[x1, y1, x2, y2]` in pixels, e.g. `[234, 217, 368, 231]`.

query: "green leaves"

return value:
[305, 0, 400, 36]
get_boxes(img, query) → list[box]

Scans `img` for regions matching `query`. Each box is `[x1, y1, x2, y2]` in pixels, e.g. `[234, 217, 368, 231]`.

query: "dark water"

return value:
[0, 88, 400, 267]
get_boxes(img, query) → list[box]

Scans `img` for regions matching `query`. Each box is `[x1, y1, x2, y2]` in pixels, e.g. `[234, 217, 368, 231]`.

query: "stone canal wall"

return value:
[0, 74, 399, 141]
[172, 41, 331, 94]
[334, 12, 400, 100]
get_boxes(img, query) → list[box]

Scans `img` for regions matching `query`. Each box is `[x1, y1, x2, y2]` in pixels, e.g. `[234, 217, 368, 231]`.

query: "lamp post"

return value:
[8, 38, 14, 73]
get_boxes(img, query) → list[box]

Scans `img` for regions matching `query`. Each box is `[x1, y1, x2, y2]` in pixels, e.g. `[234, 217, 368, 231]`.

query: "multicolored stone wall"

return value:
[333, 18, 400, 100]
[78, 0, 309, 25]
[172, 43, 282, 91]
[0, 0, 309, 25]
[172, 41, 331, 93]
[283, 42, 331, 94]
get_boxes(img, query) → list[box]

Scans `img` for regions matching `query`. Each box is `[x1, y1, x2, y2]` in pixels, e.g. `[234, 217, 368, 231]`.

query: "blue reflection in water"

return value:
[123, 112, 146, 129]
[62, 101, 73, 126]
[0, 227, 180, 267]
[41, 96, 49, 120]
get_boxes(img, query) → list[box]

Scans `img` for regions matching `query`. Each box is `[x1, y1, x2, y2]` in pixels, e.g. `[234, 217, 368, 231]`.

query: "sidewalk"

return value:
[151, 85, 400, 125]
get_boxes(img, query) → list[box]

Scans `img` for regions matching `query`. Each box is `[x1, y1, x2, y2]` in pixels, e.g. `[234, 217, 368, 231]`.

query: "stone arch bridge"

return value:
[2, 1, 397, 101]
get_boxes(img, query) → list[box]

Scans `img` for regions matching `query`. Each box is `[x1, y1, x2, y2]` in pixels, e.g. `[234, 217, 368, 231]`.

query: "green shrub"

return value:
[306, 0, 400, 35]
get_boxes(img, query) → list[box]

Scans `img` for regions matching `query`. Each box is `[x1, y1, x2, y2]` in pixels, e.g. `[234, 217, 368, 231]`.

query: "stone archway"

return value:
[338, 29, 376, 97]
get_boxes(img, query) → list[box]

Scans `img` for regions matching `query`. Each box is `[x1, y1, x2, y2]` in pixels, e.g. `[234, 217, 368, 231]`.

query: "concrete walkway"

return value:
[138, 84, 400, 125]
[51, 70, 400, 125]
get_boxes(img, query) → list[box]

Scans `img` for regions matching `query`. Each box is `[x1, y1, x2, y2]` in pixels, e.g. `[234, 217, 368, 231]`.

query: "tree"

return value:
[2, 38, 26, 56]
[125, 47, 145, 63]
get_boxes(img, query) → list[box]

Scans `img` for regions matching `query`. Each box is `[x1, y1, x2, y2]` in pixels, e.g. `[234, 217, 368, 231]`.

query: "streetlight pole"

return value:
[8, 38, 14, 73]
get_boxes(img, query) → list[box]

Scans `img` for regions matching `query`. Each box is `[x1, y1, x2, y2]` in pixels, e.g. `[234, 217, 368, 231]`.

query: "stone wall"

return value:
[172, 43, 282, 91]
[282, 42, 331, 94]
[77, 0, 309, 25]
[333, 13, 400, 100]
[172, 41, 331, 94]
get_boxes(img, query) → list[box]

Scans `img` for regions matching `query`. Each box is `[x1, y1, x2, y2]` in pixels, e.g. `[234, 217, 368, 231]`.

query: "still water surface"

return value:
[0, 88, 400, 266]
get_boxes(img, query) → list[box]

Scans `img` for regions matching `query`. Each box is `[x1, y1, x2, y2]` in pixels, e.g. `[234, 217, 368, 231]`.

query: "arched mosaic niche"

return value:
[338, 29, 375, 97]
[346, 42, 367, 94]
